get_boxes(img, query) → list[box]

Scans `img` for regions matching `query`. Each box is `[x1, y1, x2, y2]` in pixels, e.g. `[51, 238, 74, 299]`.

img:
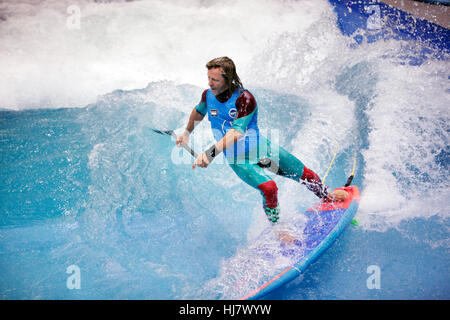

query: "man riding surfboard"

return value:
[176, 57, 347, 224]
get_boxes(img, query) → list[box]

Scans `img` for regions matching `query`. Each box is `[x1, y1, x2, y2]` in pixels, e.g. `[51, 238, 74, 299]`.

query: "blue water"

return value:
[0, 0, 449, 299]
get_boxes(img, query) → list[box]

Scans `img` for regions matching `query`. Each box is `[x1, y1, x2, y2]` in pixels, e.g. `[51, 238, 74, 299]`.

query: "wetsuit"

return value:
[195, 88, 328, 223]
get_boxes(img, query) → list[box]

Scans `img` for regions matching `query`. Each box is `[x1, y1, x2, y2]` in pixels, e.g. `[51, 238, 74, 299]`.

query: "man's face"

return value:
[208, 67, 228, 96]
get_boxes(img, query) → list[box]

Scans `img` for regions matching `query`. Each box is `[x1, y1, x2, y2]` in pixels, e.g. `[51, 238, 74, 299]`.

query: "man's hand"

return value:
[192, 152, 210, 169]
[176, 131, 190, 147]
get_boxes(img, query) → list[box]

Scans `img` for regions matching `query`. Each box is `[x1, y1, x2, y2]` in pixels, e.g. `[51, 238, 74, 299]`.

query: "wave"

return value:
[1, 0, 448, 231]
[0, 0, 448, 299]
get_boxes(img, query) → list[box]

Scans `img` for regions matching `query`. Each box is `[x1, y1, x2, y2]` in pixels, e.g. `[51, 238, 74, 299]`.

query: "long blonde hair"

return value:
[206, 57, 243, 97]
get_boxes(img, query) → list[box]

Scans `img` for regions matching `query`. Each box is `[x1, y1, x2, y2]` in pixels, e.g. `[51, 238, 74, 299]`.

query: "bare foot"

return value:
[325, 189, 348, 202]
[277, 230, 298, 244]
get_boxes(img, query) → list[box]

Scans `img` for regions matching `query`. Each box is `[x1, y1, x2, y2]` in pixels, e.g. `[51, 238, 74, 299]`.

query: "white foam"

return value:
[247, 24, 450, 231]
[358, 59, 450, 231]
[0, 0, 331, 109]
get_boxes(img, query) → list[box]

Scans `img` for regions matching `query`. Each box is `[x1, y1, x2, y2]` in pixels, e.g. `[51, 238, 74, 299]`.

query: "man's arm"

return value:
[215, 129, 243, 153]
[192, 129, 242, 169]
[176, 107, 205, 147]
[185, 107, 205, 133]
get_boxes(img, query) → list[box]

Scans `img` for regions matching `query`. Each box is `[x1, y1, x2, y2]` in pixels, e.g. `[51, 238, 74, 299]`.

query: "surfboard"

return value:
[241, 185, 360, 300]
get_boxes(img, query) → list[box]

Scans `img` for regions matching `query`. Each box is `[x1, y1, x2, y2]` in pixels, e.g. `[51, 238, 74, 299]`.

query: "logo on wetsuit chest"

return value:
[210, 108, 236, 119]
[228, 108, 237, 118]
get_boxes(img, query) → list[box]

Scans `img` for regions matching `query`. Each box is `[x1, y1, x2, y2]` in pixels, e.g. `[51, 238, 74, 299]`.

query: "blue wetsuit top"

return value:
[195, 88, 259, 159]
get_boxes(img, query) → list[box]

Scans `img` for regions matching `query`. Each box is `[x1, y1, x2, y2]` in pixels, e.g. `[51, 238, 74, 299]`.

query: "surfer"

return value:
[176, 57, 347, 224]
